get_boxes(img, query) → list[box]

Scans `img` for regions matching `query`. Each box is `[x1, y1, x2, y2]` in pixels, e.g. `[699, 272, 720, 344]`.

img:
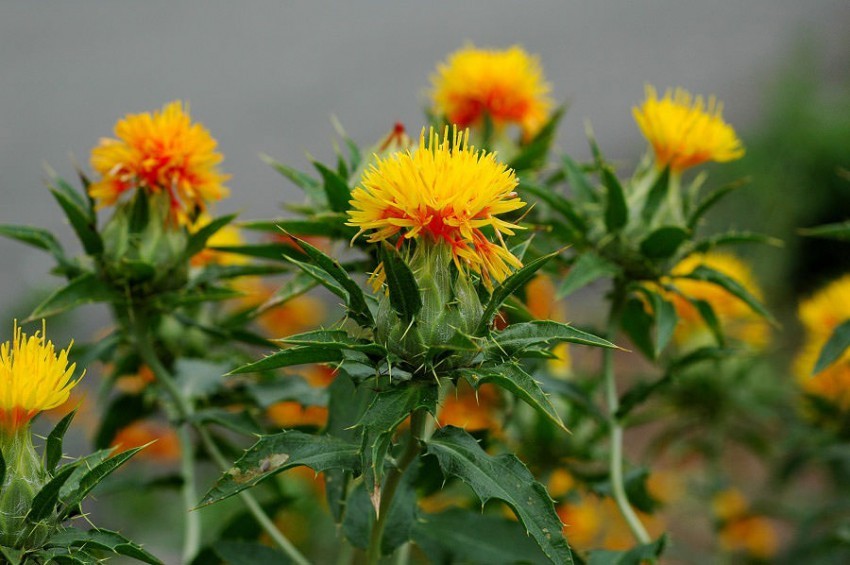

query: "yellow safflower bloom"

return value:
[633, 85, 744, 172]
[90, 101, 229, 225]
[430, 45, 553, 139]
[347, 127, 525, 288]
[719, 515, 778, 559]
[666, 253, 769, 349]
[0, 322, 80, 430]
[795, 275, 850, 411]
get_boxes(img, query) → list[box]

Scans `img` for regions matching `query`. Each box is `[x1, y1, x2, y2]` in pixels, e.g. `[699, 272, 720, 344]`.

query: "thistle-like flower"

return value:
[633, 85, 744, 171]
[347, 126, 525, 288]
[430, 45, 553, 139]
[89, 101, 229, 225]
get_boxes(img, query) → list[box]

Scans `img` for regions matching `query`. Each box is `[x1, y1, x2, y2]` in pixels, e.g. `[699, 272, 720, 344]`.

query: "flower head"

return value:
[794, 275, 850, 411]
[633, 85, 744, 171]
[667, 253, 768, 348]
[0, 322, 80, 430]
[430, 45, 553, 139]
[347, 127, 525, 287]
[89, 101, 229, 225]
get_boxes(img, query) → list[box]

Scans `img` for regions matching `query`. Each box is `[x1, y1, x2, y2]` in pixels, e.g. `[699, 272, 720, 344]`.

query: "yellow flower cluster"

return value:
[712, 488, 778, 559]
[795, 275, 850, 411]
[90, 101, 229, 225]
[634, 86, 744, 172]
[665, 253, 769, 349]
[347, 127, 525, 287]
[430, 45, 553, 139]
[0, 322, 80, 430]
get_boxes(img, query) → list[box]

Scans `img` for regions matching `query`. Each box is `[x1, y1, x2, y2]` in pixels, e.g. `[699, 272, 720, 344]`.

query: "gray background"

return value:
[1, 1, 848, 319]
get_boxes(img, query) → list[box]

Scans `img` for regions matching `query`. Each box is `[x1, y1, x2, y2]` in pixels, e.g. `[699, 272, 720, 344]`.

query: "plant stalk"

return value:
[130, 309, 311, 565]
[603, 286, 652, 545]
[365, 409, 427, 565]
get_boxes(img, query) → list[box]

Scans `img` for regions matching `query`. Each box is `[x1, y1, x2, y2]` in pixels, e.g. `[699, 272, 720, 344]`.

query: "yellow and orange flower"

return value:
[794, 275, 850, 411]
[0, 322, 80, 430]
[437, 380, 502, 434]
[633, 85, 744, 172]
[712, 489, 778, 559]
[430, 45, 553, 139]
[347, 127, 525, 288]
[665, 253, 769, 349]
[89, 101, 229, 225]
[267, 401, 328, 429]
[526, 275, 572, 377]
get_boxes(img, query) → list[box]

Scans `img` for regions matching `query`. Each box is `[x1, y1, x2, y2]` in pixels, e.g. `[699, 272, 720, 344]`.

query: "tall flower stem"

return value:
[366, 408, 427, 565]
[130, 309, 311, 565]
[603, 285, 651, 545]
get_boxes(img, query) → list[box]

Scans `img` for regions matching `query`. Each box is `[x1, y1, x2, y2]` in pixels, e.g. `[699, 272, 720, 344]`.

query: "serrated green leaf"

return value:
[209, 243, 308, 263]
[381, 243, 422, 324]
[492, 320, 618, 355]
[343, 469, 417, 554]
[814, 319, 850, 374]
[29, 465, 78, 522]
[46, 409, 77, 473]
[426, 427, 572, 565]
[227, 346, 343, 375]
[0, 545, 23, 565]
[510, 107, 565, 171]
[413, 509, 551, 565]
[261, 154, 325, 204]
[356, 385, 437, 511]
[634, 288, 677, 358]
[640, 167, 671, 224]
[28, 273, 117, 322]
[457, 363, 565, 430]
[688, 178, 748, 229]
[50, 176, 90, 214]
[59, 446, 145, 517]
[557, 253, 619, 299]
[46, 528, 162, 565]
[285, 234, 374, 327]
[639, 226, 689, 260]
[690, 231, 782, 254]
[602, 167, 628, 232]
[800, 221, 850, 241]
[561, 154, 598, 202]
[620, 297, 655, 360]
[184, 213, 238, 259]
[678, 265, 776, 325]
[520, 182, 588, 236]
[240, 215, 355, 239]
[49, 187, 102, 256]
[278, 329, 386, 356]
[246, 375, 328, 409]
[0, 224, 66, 262]
[313, 161, 351, 213]
[476, 252, 558, 335]
[200, 430, 359, 506]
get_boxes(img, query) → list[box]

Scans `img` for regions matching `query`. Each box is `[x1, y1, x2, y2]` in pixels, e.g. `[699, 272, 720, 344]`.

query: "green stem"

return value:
[365, 409, 427, 565]
[176, 424, 201, 563]
[603, 286, 651, 545]
[130, 309, 311, 565]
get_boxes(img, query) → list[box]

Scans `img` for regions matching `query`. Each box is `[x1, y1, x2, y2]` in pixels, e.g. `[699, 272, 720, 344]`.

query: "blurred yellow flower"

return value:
[712, 488, 749, 521]
[267, 401, 328, 429]
[90, 101, 229, 225]
[666, 253, 769, 349]
[525, 275, 572, 376]
[633, 85, 744, 172]
[437, 380, 502, 434]
[430, 45, 553, 139]
[795, 275, 850, 411]
[0, 322, 80, 430]
[347, 127, 525, 288]
[557, 497, 604, 550]
[718, 515, 778, 559]
[111, 420, 180, 462]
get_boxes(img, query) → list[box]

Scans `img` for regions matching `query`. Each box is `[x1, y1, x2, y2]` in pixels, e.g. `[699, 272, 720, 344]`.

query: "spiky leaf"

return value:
[425, 427, 572, 565]
[200, 431, 359, 506]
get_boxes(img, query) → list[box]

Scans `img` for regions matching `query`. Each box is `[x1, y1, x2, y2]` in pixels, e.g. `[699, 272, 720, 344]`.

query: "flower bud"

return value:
[0, 427, 50, 547]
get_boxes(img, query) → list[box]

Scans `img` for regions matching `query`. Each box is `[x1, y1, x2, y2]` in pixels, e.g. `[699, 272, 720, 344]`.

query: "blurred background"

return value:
[2, 2, 850, 561]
